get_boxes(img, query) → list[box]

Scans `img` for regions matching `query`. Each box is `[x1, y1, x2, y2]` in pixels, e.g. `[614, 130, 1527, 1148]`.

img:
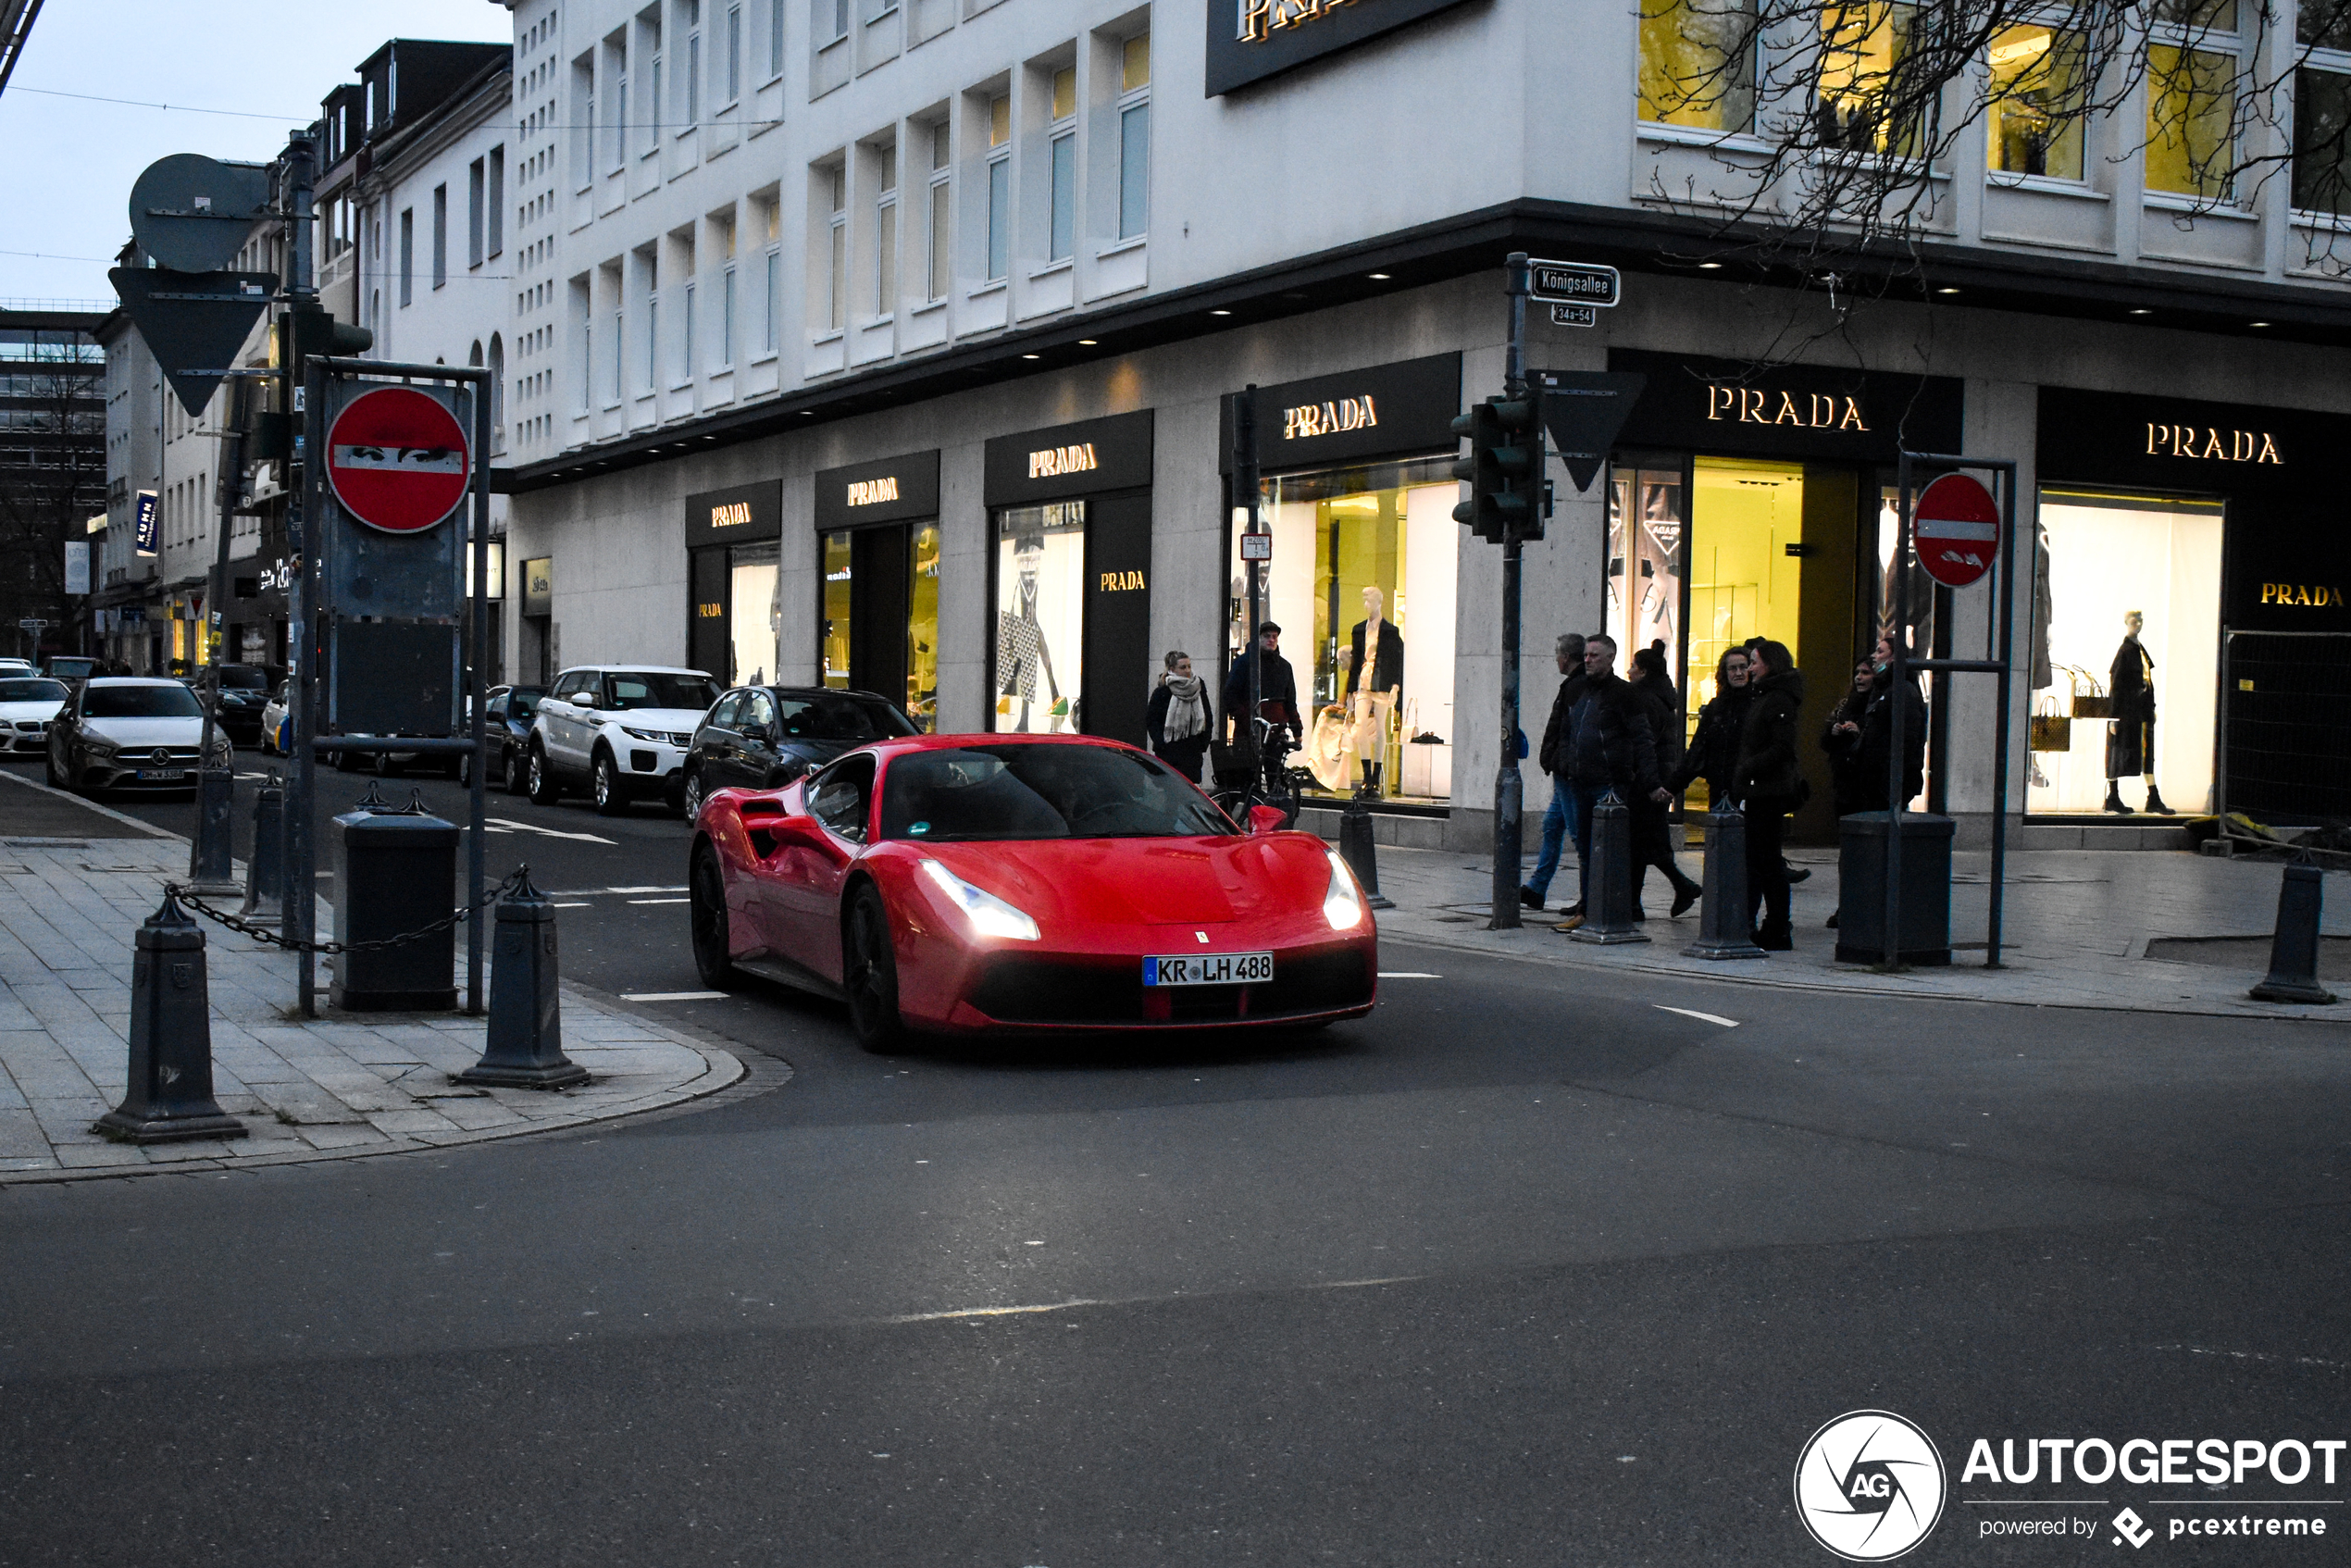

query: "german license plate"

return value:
[134, 768, 185, 781]
[1143, 952, 1273, 988]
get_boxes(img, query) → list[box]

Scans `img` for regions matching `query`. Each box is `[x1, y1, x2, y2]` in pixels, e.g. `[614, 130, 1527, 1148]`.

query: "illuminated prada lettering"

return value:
[2146, 423, 2283, 465]
[1098, 569, 1147, 591]
[1027, 442, 1100, 479]
[1704, 383, 1869, 431]
[1238, 0, 1358, 44]
[1283, 395, 1379, 441]
[708, 501, 753, 529]
[846, 476, 901, 507]
[2261, 582, 2345, 606]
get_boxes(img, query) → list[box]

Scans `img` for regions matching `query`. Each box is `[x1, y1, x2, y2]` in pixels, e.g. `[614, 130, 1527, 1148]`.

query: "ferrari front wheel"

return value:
[842, 884, 904, 1052]
[688, 843, 735, 989]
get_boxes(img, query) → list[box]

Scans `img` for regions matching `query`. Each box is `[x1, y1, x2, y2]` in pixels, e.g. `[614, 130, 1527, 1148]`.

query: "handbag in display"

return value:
[2029, 693, 2072, 753]
[2064, 666, 2111, 720]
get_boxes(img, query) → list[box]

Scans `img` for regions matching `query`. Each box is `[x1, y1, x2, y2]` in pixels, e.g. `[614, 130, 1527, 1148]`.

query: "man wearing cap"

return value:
[1223, 621, 1300, 744]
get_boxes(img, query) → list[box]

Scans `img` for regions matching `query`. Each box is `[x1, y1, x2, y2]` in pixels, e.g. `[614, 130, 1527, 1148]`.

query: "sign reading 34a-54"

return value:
[326, 385, 471, 535]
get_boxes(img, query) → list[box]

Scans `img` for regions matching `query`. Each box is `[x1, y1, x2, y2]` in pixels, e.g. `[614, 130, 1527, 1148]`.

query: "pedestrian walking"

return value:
[1627, 642, 1702, 919]
[1551, 633, 1663, 934]
[1146, 650, 1212, 784]
[1671, 646, 1756, 808]
[1733, 639, 1806, 951]
[1523, 633, 1587, 912]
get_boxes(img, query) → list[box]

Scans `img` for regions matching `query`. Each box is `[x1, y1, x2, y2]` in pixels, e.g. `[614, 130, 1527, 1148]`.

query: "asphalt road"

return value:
[5, 753, 2349, 1565]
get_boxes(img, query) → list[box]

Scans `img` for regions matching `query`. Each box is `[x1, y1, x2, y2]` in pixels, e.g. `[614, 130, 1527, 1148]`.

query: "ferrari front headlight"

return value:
[1323, 845, 1366, 931]
[919, 859, 1041, 942]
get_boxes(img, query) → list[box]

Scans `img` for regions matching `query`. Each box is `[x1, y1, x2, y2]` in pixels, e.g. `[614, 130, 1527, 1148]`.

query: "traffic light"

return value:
[281, 303, 374, 376]
[1449, 395, 1539, 542]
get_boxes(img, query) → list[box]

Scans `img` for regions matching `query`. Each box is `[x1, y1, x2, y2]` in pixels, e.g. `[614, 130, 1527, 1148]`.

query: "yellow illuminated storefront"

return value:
[815, 451, 944, 729]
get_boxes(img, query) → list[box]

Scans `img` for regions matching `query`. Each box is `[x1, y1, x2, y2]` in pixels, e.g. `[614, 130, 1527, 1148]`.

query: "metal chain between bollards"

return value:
[168, 867, 527, 956]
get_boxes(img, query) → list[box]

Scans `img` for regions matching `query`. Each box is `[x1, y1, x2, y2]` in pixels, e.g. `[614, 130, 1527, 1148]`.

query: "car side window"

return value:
[745, 691, 777, 736]
[708, 692, 745, 730]
[550, 673, 586, 703]
[806, 756, 874, 843]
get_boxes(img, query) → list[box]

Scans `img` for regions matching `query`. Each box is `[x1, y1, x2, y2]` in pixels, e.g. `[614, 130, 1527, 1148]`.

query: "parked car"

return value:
[459, 684, 546, 793]
[679, 686, 918, 821]
[202, 664, 276, 746]
[46, 677, 230, 794]
[526, 665, 721, 815]
[0, 657, 33, 675]
[42, 655, 99, 694]
[0, 675, 68, 754]
[687, 734, 1378, 1049]
[261, 679, 292, 756]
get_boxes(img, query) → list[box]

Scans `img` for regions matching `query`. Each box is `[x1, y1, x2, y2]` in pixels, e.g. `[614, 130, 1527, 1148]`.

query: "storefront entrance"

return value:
[816, 452, 941, 727]
[684, 482, 783, 686]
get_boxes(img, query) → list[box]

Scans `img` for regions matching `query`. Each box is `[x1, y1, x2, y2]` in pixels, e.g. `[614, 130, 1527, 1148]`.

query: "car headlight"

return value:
[83, 738, 118, 759]
[919, 859, 1041, 942]
[620, 725, 672, 743]
[1323, 845, 1366, 931]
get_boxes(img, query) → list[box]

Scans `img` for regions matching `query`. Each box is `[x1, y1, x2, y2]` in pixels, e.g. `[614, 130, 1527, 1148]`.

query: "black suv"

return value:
[679, 686, 917, 819]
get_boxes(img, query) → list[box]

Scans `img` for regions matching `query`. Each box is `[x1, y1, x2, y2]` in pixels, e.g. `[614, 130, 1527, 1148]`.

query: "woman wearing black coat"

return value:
[1820, 658, 1877, 817]
[1733, 640, 1805, 950]
[1627, 643, 1701, 917]
[1671, 646, 1756, 807]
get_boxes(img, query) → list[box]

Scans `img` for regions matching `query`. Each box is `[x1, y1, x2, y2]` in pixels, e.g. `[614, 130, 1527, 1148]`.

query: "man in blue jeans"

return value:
[1522, 633, 1586, 912]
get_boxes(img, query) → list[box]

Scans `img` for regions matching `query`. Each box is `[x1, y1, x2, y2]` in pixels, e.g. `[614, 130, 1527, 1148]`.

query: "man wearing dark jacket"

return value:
[1555, 634, 1662, 932]
[1523, 633, 1586, 912]
[1733, 641, 1806, 949]
[1222, 621, 1299, 742]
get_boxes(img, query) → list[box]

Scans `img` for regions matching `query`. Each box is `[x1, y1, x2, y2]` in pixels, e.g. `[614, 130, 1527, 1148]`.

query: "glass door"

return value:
[728, 541, 779, 687]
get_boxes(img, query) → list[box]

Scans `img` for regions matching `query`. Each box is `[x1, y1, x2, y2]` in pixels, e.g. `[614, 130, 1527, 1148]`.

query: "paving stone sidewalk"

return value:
[0, 800, 744, 1184]
[1361, 832, 2351, 1022]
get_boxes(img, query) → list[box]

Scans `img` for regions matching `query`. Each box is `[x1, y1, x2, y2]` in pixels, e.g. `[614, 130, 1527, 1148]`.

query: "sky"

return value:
[0, 0, 513, 305]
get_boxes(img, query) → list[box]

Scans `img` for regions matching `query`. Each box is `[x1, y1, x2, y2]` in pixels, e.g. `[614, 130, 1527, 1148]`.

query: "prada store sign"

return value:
[1609, 348, 1963, 462]
[1205, 0, 1476, 95]
[985, 411, 1153, 507]
[683, 480, 782, 549]
[1218, 353, 1462, 473]
[814, 449, 940, 530]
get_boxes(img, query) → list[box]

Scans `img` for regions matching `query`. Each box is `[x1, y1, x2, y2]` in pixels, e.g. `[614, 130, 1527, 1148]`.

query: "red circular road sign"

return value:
[325, 385, 470, 535]
[1913, 473, 1999, 589]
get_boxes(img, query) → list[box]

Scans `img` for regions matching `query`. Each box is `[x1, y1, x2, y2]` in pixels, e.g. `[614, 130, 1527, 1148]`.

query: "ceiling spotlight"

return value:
[1210, 309, 1232, 317]
[1077, 338, 1098, 345]
[1698, 261, 1723, 270]
[2249, 319, 2271, 328]
[1022, 352, 1041, 359]
[1934, 286, 1960, 295]
[800, 409, 815, 416]
[1367, 272, 1391, 280]
[2128, 307, 2152, 316]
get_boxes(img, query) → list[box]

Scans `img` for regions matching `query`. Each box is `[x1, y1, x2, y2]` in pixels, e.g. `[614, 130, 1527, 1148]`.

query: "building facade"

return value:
[0, 306, 105, 662]
[495, 0, 2351, 846]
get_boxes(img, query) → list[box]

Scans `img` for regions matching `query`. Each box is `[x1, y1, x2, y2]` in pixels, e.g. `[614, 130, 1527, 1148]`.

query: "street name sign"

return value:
[326, 386, 471, 535]
[1914, 473, 2000, 589]
[1527, 260, 1621, 309]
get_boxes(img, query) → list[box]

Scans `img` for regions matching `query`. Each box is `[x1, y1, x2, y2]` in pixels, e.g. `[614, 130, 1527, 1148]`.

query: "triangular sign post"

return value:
[109, 268, 276, 417]
[1530, 370, 1647, 492]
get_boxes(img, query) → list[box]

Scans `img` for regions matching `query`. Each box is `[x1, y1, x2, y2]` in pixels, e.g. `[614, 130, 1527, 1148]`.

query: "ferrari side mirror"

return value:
[1247, 804, 1287, 837]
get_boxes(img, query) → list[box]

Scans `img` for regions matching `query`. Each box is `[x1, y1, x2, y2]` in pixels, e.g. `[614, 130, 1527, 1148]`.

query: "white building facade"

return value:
[495, 0, 2351, 848]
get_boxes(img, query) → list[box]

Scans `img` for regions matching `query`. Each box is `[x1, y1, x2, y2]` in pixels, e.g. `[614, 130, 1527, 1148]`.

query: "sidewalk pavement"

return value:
[0, 777, 747, 1184]
[1362, 830, 2351, 1021]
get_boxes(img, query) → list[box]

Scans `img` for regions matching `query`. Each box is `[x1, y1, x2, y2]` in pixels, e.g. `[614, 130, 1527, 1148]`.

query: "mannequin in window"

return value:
[2104, 609, 2172, 815]
[1343, 584, 1404, 798]
[995, 529, 1064, 733]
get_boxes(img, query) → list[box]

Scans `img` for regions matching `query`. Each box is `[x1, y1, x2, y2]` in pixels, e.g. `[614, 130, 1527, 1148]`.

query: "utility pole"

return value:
[281, 127, 321, 1016]
[1490, 254, 1532, 930]
[188, 377, 244, 894]
[1237, 384, 1263, 802]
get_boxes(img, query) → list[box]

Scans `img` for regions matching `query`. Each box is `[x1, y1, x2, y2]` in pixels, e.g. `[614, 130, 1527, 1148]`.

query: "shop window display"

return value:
[821, 531, 852, 687]
[1608, 465, 1687, 697]
[2027, 491, 2220, 815]
[907, 522, 939, 730]
[728, 541, 778, 686]
[993, 502, 1085, 733]
[1225, 457, 1458, 802]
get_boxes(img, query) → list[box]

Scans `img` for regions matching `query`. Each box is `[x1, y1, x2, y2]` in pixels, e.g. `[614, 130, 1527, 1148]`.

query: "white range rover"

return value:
[525, 665, 723, 815]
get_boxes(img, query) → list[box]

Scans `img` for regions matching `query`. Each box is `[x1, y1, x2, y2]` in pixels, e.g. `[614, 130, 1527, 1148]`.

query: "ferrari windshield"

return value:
[879, 744, 1238, 841]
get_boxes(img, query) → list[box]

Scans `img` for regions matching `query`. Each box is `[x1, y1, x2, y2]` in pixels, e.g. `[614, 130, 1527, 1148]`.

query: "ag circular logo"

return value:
[1794, 1410, 1947, 1562]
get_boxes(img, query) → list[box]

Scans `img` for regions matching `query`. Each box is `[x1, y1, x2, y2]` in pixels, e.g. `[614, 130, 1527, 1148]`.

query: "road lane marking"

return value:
[1378, 971, 1441, 978]
[1653, 1004, 1738, 1027]
[609, 885, 686, 893]
[480, 815, 618, 845]
[620, 990, 728, 1002]
[628, 897, 689, 904]
[552, 902, 591, 908]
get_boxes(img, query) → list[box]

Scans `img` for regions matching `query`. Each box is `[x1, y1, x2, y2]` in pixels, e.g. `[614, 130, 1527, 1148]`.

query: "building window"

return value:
[400, 207, 414, 305]
[827, 164, 847, 330]
[876, 145, 898, 316]
[468, 158, 487, 268]
[644, 258, 660, 390]
[2293, 2, 2351, 213]
[575, 279, 593, 409]
[768, 0, 785, 75]
[432, 185, 448, 289]
[646, 13, 665, 154]
[818, 0, 847, 45]
[1816, 2, 1919, 156]
[682, 279, 696, 380]
[575, 56, 597, 182]
[2146, 0, 2241, 198]
[763, 196, 782, 352]
[612, 44, 629, 168]
[1048, 67, 1076, 263]
[1117, 33, 1151, 241]
[488, 146, 505, 255]
[1637, 0, 1757, 132]
[721, 262, 737, 366]
[686, 0, 703, 129]
[985, 94, 1011, 282]
[726, 1, 741, 101]
[927, 120, 951, 301]
[1987, 24, 2088, 179]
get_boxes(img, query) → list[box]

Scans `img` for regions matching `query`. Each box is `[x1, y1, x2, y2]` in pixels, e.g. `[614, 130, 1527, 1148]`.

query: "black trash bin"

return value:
[330, 800, 460, 1011]
[1835, 812, 1955, 967]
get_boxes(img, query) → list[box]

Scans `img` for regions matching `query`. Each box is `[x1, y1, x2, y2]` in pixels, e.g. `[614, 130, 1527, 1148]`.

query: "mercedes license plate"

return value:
[134, 768, 186, 781]
[1143, 952, 1273, 988]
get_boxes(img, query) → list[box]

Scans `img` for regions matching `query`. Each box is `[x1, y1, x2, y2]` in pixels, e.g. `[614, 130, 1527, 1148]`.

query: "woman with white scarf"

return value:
[1146, 650, 1212, 784]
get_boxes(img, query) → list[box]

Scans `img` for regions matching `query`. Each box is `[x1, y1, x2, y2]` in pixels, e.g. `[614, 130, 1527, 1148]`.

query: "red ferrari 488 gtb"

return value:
[687, 733, 1377, 1047]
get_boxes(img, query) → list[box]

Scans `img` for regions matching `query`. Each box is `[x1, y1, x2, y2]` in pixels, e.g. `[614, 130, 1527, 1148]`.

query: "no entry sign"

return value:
[326, 385, 470, 535]
[1913, 473, 1999, 589]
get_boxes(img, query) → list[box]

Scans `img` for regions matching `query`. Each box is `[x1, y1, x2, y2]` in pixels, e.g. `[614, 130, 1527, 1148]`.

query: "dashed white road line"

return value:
[1654, 1004, 1739, 1027]
[620, 990, 729, 1002]
[628, 897, 689, 905]
[1378, 971, 1441, 978]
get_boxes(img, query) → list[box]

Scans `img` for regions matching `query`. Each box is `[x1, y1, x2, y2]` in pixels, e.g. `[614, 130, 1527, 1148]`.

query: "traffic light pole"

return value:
[1238, 385, 1262, 800]
[283, 129, 321, 1016]
[1490, 254, 1532, 931]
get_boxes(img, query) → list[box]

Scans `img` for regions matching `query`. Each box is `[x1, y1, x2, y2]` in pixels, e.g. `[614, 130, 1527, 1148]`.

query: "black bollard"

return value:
[240, 770, 286, 927]
[93, 890, 248, 1145]
[2250, 862, 2337, 1004]
[1338, 799, 1395, 912]
[1569, 790, 1650, 946]
[1684, 799, 1767, 960]
[188, 763, 238, 895]
[456, 868, 590, 1089]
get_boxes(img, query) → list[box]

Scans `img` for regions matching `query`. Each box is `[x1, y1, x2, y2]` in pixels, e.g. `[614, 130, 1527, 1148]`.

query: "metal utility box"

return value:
[330, 620, 459, 736]
[1835, 812, 1955, 967]
[330, 800, 460, 1011]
